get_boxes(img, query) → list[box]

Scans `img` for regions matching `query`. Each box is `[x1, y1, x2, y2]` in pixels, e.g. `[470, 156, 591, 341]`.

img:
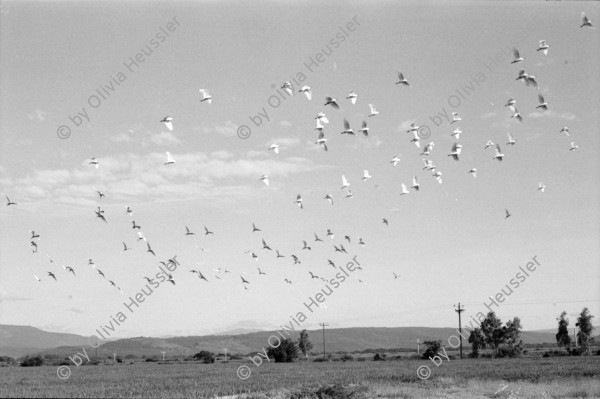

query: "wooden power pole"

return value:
[319, 323, 329, 359]
[454, 303, 465, 360]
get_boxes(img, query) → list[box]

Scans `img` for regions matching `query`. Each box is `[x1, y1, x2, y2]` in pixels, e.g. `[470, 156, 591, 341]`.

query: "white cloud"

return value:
[27, 109, 47, 122]
[4, 152, 320, 207]
[212, 121, 238, 137]
[527, 110, 576, 121]
[149, 131, 182, 145]
[110, 133, 133, 143]
[397, 120, 416, 132]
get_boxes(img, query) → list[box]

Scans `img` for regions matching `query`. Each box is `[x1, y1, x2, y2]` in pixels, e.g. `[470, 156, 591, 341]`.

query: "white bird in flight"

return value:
[341, 175, 350, 189]
[511, 109, 523, 123]
[341, 119, 354, 135]
[536, 94, 548, 111]
[410, 176, 419, 191]
[450, 112, 461, 124]
[324, 194, 333, 205]
[505, 98, 517, 112]
[346, 90, 357, 104]
[281, 81, 294, 96]
[448, 143, 462, 161]
[160, 116, 173, 131]
[569, 142, 579, 151]
[537, 182, 546, 192]
[507, 132, 516, 146]
[268, 143, 279, 154]
[390, 155, 400, 166]
[298, 85, 312, 100]
[324, 97, 340, 109]
[451, 128, 462, 140]
[259, 174, 269, 186]
[368, 104, 379, 117]
[484, 140, 495, 149]
[511, 48, 524, 64]
[164, 152, 175, 165]
[395, 71, 409, 86]
[294, 194, 303, 209]
[362, 170, 371, 181]
[468, 168, 477, 178]
[400, 183, 409, 195]
[316, 131, 328, 151]
[359, 121, 369, 136]
[537, 40, 549, 55]
[89, 157, 99, 169]
[315, 112, 329, 124]
[560, 126, 570, 137]
[494, 144, 504, 161]
[410, 131, 421, 148]
[199, 89, 212, 104]
[581, 12, 593, 28]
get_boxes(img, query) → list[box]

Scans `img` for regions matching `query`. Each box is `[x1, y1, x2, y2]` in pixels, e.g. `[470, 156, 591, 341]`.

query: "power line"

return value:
[319, 323, 328, 359]
[454, 303, 465, 360]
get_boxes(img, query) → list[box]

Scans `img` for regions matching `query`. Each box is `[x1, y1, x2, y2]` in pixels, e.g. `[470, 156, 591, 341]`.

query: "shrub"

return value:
[340, 353, 354, 362]
[373, 353, 386, 361]
[266, 338, 298, 363]
[422, 340, 441, 360]
[496, 345, 519, 358]
[570, 347, 584, 356]
[193, 351, 215, 364]
[20, 355, 45, 367]
[145, 357, 158, 362]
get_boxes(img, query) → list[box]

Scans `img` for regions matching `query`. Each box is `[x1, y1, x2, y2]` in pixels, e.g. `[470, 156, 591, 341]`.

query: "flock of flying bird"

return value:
[3, 12, 595, 298]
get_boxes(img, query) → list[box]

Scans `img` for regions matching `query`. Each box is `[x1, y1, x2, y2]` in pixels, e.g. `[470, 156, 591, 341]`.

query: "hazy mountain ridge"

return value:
[0, 324, 564, 358]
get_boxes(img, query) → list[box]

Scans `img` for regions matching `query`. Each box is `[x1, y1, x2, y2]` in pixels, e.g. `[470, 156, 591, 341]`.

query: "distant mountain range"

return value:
[0, 324, 564, 359]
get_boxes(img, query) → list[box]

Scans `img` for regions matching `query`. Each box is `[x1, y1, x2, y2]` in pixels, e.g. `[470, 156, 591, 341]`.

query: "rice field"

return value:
[1, 356, 599, 398]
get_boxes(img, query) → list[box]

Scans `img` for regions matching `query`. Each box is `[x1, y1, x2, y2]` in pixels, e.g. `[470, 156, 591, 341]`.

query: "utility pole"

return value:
[417, 338, 420, 355]
[454, 303, 465, 360]
[161, 351, 166, 361]
[573, 327, 578, 348]
[319, 323, 329, 359]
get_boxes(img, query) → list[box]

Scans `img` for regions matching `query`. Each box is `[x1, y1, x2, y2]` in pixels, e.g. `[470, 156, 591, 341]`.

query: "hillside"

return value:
[0, 325, 92, 358]
[21, 326, 561, 359]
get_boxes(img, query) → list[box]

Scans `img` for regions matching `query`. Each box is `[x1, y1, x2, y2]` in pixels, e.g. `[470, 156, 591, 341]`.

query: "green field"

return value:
[1, 356, 599, 398]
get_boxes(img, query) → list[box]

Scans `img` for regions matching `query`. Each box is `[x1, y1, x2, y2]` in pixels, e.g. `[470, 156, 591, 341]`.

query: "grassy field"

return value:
[1, 356, 599, 398]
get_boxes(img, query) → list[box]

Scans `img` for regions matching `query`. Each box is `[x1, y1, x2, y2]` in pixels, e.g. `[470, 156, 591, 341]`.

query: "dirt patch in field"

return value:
[217, 383, 375, 399]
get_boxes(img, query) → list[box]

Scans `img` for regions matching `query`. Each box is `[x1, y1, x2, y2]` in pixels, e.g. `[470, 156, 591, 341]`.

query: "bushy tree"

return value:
[20, 355, 45, 367]
[576, 307, 595, 355]
[297, 329, 313, 359]
[556, 311, 572, 350]
[193, 350, 215, 363]
[480, 311, 506, 356]
[504, 317, 524, 356]
[468, 328, 485, 357]
[422, 340, 441, 359]
[266, 338, 298, 363]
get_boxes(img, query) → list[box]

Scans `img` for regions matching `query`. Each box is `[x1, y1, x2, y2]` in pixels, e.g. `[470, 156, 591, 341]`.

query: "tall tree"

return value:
[504, 317, 524, 356]
[480, 311, 505, 355]
[297, 329, 313, 360]
[576, 308, 595, 355]
[556, 311, 572, 350]
[468, 328, 484, 357]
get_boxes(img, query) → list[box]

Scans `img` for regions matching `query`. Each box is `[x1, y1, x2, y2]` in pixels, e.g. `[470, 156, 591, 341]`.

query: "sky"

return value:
[0, 0, 599, 340]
